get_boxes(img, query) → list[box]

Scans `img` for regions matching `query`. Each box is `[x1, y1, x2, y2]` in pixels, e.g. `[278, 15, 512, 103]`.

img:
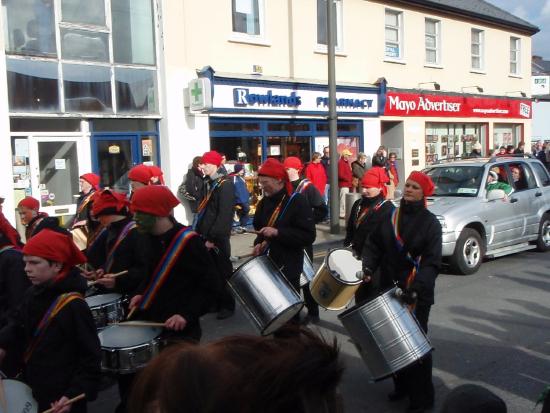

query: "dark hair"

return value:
[128, 328, 344, 413]
[372, 155, 387, 167]
[192, 156, 203, 168]
[311, 152, 322, 161]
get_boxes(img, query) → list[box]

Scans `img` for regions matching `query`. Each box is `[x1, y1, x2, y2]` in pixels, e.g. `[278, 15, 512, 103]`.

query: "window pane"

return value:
[115, 68, 158, 113]
[38, 141, 80, 207]
[510, 51, 516, 61]
[426, 50, 436, 63]
[426, 21, 436, 34]
[232, 0, 260, 35]
[471, 44, 479, 55]
[425, 35, 436, 48]
[61, 29, 109, 62]
[385, 43, 400, 58]
[385, 12, 397, 26]
[472, 30, 480, 42]
[63, 64, 112, 113]
[93, 119, 157, 132]
[386, 28, 398, 42]
[6, 58, 59, 112]
[510, 62, 517, 73]
[61, 0, 106, 26]
[112, 0, 156, 65]
[317, 0, 327, 45]
[3, 0, 56, 56]
[472, 56, 480, 69]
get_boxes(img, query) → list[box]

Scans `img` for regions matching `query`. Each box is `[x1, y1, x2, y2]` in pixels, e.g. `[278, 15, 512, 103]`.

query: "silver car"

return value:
[424, 156, 550, 274]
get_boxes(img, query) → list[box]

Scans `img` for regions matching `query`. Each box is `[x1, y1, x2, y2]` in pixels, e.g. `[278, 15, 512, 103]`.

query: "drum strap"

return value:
[193, 178, 227, 230]
[0, 246, 14, 254]
[391, 208, 422, 288]
[76, 192, 94, 217]
[295, 179, 312, 194]
[139, 227, 197, 310]
[24, 292, 84, 363]
[355, 199, 387, 228]
[104, 221, 137, 272]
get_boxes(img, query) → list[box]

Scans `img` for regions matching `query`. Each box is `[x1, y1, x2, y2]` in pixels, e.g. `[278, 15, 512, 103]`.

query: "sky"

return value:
[489, 0, 550, 58]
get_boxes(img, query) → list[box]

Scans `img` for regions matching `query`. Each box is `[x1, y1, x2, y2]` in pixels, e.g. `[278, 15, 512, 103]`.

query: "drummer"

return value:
[252, 158, 316, 325]
[0, 229, 101, 413]
[17, 196, 62, 241]
[344, 168, 394, 304]
[362, 171, 442, 413]
[69, 173, 102, 249]
[85, 189, 150, 295]
[128, 164, 153, 195]
[284, 156, 327, 324]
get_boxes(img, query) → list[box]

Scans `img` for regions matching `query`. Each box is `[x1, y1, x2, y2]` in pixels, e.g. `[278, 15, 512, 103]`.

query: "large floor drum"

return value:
[338, 287, 433, 381]
[229, 255, 304, 336]
[0, 379, 37, 413]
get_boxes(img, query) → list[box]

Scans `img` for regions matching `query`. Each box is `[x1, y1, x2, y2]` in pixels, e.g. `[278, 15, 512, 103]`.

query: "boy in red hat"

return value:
[128, 164, 152, 193]
[17, 196, 62, 241]
[0, 229, 101, 413]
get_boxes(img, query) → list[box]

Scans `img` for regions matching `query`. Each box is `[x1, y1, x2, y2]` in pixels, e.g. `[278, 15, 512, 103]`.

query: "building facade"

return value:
[0, 0, 538, 225]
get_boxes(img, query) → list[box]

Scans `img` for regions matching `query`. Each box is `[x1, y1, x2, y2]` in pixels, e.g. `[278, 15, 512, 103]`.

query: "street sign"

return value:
[188, 78, 212, 111]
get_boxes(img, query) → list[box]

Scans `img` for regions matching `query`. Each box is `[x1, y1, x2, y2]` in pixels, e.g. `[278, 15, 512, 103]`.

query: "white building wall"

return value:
[532, 101, 550, 141]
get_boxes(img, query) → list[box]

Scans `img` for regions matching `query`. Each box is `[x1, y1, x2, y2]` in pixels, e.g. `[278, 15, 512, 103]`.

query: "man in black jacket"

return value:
[284, 156, 326, 323]
[253, 158, 316, 297]
[178, 155, 206, 224]
[362, 171, 442, 413]
[0, 229, 101, 413]
[195, 150, 236, 320]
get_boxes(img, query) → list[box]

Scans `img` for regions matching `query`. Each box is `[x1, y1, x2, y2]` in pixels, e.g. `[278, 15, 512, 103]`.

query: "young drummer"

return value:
[0, 229, 101, 413]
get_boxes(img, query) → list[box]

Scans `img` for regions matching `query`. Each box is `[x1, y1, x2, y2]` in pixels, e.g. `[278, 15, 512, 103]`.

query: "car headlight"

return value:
[436, 215, 447, 230]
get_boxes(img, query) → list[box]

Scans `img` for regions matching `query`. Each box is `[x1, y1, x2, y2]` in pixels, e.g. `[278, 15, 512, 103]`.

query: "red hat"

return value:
[92, 189, 130, 217]
[202, 151, 223, 167]
[408, 171, 435, 197]
[128, 165, 153, 185]
[258, 158, 287, 181]
[80, 173, 100, 190]
[18, 196, 40, 211]
[148, 165, 165, 185]
[131, 185, 180, 217]
[23, 229, 86, 275]
[362, 168, 389, 189]
[283, 156, 303, 171]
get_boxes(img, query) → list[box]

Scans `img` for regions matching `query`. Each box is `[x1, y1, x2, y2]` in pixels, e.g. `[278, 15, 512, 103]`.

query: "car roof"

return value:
[427, 155, 537, 168]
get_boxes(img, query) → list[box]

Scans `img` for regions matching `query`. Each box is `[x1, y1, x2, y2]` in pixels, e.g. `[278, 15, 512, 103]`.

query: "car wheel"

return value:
[536, 213, 550, 252]
[450, 228, 484, 275]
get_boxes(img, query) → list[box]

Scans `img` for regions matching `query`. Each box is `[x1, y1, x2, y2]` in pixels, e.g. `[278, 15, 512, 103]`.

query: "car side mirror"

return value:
[487, 189, 505, 201]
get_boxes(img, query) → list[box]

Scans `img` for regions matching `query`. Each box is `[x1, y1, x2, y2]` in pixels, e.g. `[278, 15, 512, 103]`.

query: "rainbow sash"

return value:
[295, 179, 312, 194]
[194, 178, 227, 230]
[355, 199, 386, 228]
[104, 221, 137, 272]
[139, 227, 197, 310]
[391, 207, 421, 288]
[24, 292, 83, 362]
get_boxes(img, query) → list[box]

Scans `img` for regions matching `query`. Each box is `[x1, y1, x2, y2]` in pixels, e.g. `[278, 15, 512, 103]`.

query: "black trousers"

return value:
[302, 246, 319, 316]
[392, 304, 434, 408]
[211, 237, 235, 312]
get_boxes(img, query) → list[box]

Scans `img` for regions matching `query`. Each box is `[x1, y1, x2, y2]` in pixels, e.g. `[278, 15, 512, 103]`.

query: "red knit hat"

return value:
[18, 196, 40, 211]
[23, 229, 86, 276]
[80, 173, 100, 190]
[128, 165, 153, 185]
[362, 168, 389, 189]
[148, 165, 165, 185]
[408, 171, 435, 197]
[92, 189, 130, 217]
[202, 151, 223, 167]
[283, 156, 303, 171]
[130, 185, 180, 217]
[258, 158, 287, 181]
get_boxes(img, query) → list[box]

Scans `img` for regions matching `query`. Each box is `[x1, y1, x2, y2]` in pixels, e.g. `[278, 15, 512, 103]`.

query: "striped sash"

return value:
[104, 221, 137, 272]
[391, 207, 421, 288]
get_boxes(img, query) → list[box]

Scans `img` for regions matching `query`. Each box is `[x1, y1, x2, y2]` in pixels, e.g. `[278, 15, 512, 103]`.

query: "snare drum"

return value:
[99, 325, 164, 374]
[310, 248, 363, 310]
[338, 287, 433, 381]
[0, 379, 38, 413]
[85, 293, 126, 329]
[229, 255, 304, 336]
[299, 251, 315, 287]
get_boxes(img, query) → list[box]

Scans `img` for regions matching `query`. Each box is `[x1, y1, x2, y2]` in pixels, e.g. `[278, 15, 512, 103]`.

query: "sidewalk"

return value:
[229, 220, 346, 263]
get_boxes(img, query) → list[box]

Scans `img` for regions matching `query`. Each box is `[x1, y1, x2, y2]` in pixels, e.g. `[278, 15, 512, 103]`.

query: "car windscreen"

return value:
[424, 166, 483, 197]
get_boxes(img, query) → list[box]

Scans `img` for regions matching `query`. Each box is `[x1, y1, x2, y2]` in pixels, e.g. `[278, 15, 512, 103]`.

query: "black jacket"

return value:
[134, 223, 219, 340]
[25, 213, 63, 241]
[195, 175, 235, 245]
[86, 217, 151, 295]
[344, 195, 394, 257]
[362, 199, 442, 305]
[0, 270, 101, 412]
[253, 189, 316, 288]
[0, 247, 30, 327]
[182, 167, 206, 213]
[291, 179, 328, 224]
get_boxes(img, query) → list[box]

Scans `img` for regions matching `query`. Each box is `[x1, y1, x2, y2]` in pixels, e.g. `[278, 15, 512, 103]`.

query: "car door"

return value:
[507, 162, 539, 241]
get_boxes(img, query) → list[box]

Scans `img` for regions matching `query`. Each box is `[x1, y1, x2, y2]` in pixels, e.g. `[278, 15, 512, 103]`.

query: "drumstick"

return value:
[110, 321, 165, 328]
[41, 393, 86, 413]
[87, 270, 129, 286]
[237, 253, 255, 260]
[126, 307, 137, 320]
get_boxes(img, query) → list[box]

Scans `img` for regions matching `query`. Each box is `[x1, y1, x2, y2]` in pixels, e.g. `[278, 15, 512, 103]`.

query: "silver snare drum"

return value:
[98, 325, 164, 374]
[229, 255, 304, 336]
[338, 287, 433, 381]
[0, 379, 38, 413]
[299, 251, 315, 287]
[85, 293, 126, 329]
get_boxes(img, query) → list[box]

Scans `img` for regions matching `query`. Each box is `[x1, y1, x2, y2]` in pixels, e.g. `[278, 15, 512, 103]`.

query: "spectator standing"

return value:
[370, 154, 391, 199]
[230, 163, 250, 233]
[495, 146, 507, 156]
[388, 152, 400, 189]
[506, 145, 515, 155]
[321, 146, 331, 205]
[305, 152, 327, 196]
[514, 141, 525, 154]
[178, 156, 206, 225]
[351, 153, 367, 193]
[337, 149, 353, 218]
[469, 142, 483, 158]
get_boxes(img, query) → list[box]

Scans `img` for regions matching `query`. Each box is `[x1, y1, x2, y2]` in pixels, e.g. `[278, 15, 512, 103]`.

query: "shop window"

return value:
[385, 9, 403, 60]
[425, 18, 440, 65]
[425, 123, 485, 164]
[3, 0, 56, 57]
[11, 118, 81, 132]
[317, 0, 343, 49]
[115, 68, 158, 113]
[61, 29, 109, 62]
[63, 64, 112, 113]
[61, 0, 106, 26]
[316, 123, 358, 132]
[471, 28, 484, 70]
[493, 124, 521, 152]
[232, 0, 263, 37]
[140, 135, 158, 165]
[510, 37, 521, 75]
[210, 122, 261, 132]
[6, 58, 59, 112]
[112, 0, 156, 65]
[92, 119, 157, 132]
[268, 123, 311, 132]
[509, 163, 536, 191]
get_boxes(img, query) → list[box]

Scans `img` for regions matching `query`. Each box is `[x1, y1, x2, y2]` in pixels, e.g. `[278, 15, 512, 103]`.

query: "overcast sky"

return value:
[489, 0, 550, 58]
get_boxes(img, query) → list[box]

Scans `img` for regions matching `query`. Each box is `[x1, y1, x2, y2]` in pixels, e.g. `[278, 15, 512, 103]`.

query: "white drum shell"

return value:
[0, 379, 38, 413]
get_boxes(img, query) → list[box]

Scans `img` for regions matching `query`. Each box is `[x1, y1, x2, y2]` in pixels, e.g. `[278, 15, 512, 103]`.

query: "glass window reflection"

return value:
[61, 0, 106, 26]
[63, 64, 112, 113]
[61, 29, 109, 62]
[115, 68, 158, 113]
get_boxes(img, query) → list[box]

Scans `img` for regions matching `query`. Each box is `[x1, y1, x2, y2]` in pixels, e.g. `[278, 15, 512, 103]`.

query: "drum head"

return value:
[85, 293, 122, 307]
[0, 380, 38, 413]
[99, 325, 162, 348]
[327, 249, 362, 283]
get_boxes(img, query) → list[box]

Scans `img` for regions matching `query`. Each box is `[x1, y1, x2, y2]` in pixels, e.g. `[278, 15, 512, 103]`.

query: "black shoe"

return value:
[216, 308, 234, 320]
[387, 391, 407, 402]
